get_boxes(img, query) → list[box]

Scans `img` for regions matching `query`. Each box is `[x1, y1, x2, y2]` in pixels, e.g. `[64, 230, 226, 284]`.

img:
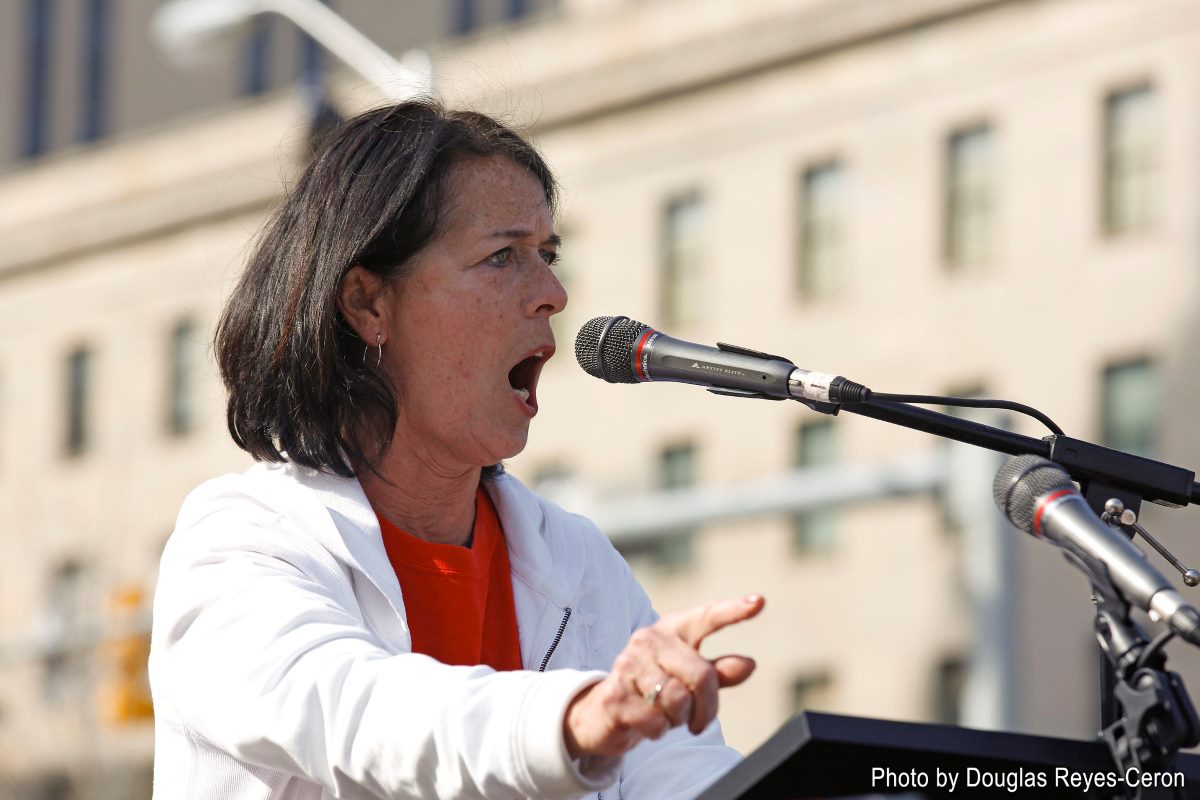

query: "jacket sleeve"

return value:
[149, 497, 617, 800]
[594, 536, 745, 799]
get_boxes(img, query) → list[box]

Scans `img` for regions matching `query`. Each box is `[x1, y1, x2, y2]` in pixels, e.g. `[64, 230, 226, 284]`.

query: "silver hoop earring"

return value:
[362, 334, 383, 368]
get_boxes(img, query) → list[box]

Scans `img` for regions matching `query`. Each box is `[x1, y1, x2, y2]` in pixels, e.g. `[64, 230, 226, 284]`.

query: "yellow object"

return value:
[99, 586, 154, 724]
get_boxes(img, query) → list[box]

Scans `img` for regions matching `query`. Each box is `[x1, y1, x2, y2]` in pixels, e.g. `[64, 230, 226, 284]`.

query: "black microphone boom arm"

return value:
[835, 398, 1199, 512]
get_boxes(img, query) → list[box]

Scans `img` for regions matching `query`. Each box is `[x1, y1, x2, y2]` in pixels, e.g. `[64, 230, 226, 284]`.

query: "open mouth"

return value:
[508, 350, 549, 411]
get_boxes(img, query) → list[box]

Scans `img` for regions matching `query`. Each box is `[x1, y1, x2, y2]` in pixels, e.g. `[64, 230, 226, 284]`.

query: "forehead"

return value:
[441, 155, 552, 234]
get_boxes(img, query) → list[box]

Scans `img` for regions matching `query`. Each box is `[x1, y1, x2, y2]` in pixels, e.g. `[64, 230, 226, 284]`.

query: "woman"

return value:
[149, 100, 764, 800]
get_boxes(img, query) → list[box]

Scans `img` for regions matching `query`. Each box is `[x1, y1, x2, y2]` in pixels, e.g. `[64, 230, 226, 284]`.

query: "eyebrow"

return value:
[489, 229, 562, 247]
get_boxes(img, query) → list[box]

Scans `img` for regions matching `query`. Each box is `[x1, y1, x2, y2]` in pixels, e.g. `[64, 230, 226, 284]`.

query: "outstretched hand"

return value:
[563, 594, 765, 759]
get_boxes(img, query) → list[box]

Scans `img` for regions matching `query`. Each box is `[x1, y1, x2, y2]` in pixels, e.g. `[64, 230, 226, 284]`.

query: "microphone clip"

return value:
[1102, 665, 1200, 776]
[1102, 498, 1200, 588]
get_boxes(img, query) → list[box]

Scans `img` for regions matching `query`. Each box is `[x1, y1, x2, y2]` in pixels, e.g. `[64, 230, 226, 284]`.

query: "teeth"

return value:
[532, 352, 544, 359]
[515, 388, 530, 402]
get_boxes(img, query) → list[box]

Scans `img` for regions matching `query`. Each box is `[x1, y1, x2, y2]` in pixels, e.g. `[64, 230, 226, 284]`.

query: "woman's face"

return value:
[381, 155, 567, 473]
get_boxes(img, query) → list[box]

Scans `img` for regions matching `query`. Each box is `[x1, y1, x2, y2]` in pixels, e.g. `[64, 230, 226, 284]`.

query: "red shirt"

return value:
[377, 487, 523, 671]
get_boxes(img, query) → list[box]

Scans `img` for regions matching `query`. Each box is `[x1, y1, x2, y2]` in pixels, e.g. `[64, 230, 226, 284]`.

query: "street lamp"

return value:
[151, 0, 432, 100]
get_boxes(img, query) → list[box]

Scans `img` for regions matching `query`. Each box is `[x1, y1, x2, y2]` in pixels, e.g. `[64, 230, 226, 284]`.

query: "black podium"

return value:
[696, 712, 1200, 799]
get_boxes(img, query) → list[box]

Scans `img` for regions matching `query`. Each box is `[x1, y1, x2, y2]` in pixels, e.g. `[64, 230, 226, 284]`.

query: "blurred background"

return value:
[2, 0, 1200, 796]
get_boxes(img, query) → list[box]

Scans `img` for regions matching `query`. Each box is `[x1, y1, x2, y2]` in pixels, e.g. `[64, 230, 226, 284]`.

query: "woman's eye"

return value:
[541, 249, 559, 267]
[486, 248, 512, 267]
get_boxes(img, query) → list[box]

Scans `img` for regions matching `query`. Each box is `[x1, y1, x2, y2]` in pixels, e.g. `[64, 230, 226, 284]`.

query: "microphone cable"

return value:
[861, 393, 1065, 436]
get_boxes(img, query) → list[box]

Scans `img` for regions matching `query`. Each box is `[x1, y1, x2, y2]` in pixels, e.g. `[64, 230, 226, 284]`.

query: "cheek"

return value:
[389, 273, 514, 397]
[393, 317, 502, 399]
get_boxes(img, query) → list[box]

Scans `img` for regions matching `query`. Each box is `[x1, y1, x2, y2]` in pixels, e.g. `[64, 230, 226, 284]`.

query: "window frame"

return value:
[64, 345, 93, 457]
[659, 192, 706, 327]
[1101, 82, 1159, 237]
[796, 159, 847, 300]
[943, 122, 995, 271]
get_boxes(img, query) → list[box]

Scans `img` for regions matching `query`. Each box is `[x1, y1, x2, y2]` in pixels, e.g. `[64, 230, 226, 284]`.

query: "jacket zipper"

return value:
[538, 608, 609, 800]
[537, 607, 571, 672]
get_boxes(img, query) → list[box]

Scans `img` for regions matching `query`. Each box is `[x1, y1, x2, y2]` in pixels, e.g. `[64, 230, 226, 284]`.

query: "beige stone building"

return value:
[3, 0, 1200, 795]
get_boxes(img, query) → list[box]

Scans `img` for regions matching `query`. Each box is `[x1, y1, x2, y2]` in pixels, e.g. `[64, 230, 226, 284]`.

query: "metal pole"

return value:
[152, 0, 431, 100]
[260, 0, 431, 99]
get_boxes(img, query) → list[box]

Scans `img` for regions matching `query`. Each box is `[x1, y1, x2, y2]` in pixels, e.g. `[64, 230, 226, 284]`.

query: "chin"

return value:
[470, 430, 530, 468]
[495, 429, 531, 461]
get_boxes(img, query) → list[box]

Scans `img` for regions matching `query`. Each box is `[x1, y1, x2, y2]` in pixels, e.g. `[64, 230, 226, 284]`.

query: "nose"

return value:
[527, 259, 568, 318]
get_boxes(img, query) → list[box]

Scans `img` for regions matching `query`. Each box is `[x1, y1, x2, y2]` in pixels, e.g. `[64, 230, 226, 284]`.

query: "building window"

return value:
[660, 194, 705, 326]
[81, 0, 109, 142]
[242, 16, 273, 96]
[530, 462, 580, 507]
[65, 347, 92, 456]
[656, 443, 696, 566]
[790, 670, 834, 716]
[532, 463, 572, 490]
[167, 320, 197, 436]
[1100, 359, 1160, 457]
[1103, 85, 1158, 235]
[22, 0, 54, 159]
[661, 442, 695, 491]
[453, 0, 535, 33]
[793, 420, 837, 554]
[43, 561, 89, 705]
[618, 443, 697, 569]
[944, 125, 994, 270]
[298, 23, 325, 90]
[23, 772, 72, 800]
[797, 161, 846, 299]
[452, 0, 477, 35]
[933, 655, 968, 725]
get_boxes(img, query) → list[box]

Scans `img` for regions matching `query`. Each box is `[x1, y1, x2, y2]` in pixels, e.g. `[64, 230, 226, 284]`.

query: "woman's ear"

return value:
[337, 266, 390, 343]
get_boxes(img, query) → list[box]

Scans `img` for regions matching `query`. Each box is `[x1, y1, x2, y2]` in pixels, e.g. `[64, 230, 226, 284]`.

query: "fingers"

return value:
[662, 594, 765, 648]
[651, 641, 719, 733]
[641, 594, 764, 733]
[640, 675, 694, 730]
[617, 639, 708, 739]
[647, 653, 757, 733]
[712, 654, 757, 688]
[609, 648, 673, 740]
[566, 595, 765, 759]
[619, 674, 671, 740]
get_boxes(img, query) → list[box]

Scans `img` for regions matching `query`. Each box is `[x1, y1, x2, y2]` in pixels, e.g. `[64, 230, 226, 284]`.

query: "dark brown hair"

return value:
[215, 99, 557, 477]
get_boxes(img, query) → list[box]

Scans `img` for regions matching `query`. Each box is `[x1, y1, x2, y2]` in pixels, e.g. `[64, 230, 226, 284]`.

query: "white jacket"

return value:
[149, 461, 742, 799]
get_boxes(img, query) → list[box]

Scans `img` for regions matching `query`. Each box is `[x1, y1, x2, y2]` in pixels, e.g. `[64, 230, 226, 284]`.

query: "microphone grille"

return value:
[992, 455, 1076, 532]
[575, 316, 649, 384]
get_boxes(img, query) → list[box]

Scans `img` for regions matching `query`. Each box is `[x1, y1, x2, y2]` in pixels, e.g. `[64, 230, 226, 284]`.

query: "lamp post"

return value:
[151, 0, 432, 100]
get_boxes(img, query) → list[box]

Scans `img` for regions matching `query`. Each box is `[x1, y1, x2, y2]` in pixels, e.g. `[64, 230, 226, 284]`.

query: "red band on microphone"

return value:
[1033, 488, 1076, 537]
[633, 329, 654, 381]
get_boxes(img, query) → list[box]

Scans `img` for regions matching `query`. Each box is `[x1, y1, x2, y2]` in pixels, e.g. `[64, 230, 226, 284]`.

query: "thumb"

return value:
[712, 655, 756, 688]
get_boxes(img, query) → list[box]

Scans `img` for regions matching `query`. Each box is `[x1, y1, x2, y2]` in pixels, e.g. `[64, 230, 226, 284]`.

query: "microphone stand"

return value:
[798, 396, 1200, 788]
[1083, 520, 1200, 798]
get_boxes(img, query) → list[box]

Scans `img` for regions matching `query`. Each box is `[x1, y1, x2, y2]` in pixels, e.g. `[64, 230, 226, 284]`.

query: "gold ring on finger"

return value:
[644, 680, 665, 706]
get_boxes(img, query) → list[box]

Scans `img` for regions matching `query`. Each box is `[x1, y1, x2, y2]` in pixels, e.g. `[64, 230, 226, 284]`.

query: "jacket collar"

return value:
[264, 462, 583, 610]
[485, 472, 583, 609]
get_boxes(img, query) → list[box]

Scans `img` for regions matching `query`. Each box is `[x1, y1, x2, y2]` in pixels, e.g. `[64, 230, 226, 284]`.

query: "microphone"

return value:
[574, 316, 871, 404]
[993, 454, 1200, 645]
